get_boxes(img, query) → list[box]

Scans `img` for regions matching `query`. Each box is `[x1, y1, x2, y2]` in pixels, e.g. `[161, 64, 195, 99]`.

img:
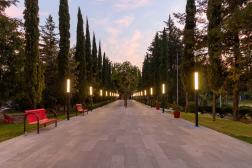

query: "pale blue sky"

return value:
[6, 0, 186, 68]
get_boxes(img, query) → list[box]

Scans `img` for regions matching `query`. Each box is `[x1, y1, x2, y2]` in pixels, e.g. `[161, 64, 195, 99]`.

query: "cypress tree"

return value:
[207, 0, 223, 120]
[152, 33, 161, 95]
[97, 41, 102, 86]
[85, 17, 92, 83]
[180, 0, 196, 112]
[24, 0, 44, 108]
[91, 33, 98, 84]
[102, 53, 107, 87]
[75, 8, 87, 103]
[58, 0, 70, 103]
[107, 61, 112, 89]
[159, 28, 168, 85]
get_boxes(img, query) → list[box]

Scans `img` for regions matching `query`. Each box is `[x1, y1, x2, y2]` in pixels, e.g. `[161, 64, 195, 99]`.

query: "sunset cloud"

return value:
[114, 16, 134, 27]
[114, 0, 152, 10]
[5, 0, 186, 68]
[5, 5, 23, 18]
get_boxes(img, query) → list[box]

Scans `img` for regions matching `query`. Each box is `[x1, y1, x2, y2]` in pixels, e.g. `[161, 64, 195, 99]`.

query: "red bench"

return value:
[75, 104, 88, 116]
[24, 109, 57, 134]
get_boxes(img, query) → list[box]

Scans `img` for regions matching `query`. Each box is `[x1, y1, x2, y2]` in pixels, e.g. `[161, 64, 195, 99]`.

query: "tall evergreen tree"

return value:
[58, 0, 70, 102]
[41, 15, 58, 63]
[180, 0, 196, 112]
[85, 17, 92, 83]
[102, 53, 107, 88]
[91, 33, 98, 84]
[97, 41, 103, 86]
[150, 33, 161, 95]
[222, 0, 249, 120]
[41, 15, 59, 107]
[0, 0, 24, 104]
[24, 0, 44, 108]
[75, 8, 87, 103]
[207, 0, 223, 120]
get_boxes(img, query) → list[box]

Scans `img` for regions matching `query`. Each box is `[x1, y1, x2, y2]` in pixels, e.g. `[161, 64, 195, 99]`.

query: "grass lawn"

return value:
[181, 112, 252, 144]
[0, 113, 75, 143]
[0, 99, 115, 143]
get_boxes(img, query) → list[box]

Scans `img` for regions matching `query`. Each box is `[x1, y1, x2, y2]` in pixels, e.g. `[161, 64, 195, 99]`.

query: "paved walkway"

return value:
[0, 100, 252, 168]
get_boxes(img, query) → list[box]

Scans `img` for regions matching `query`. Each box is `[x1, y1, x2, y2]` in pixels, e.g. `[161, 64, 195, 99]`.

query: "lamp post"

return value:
[106, 91, 108, 97]
[194, 72, 199, 127]
[150, 87, 153, 107]
[162, 83, 166, 113]
[66, 79, 71, 120]
[89, 86, 93, 111]
[144, 90, 147, 104]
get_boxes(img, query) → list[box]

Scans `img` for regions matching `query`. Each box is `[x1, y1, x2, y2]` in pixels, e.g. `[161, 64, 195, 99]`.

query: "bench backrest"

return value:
[25, 109, 48, 123]
[76, 104, 83, 111]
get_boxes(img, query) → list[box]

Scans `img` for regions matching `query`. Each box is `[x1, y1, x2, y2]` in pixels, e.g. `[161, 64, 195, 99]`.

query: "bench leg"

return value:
[37, 122, 40, 134]
[55, 121, 57, 127]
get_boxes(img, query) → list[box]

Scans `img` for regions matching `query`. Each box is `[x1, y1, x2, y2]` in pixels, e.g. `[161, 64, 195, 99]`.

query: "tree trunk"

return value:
[233, 81, 239, 120]
[185, 92, 189, 112]
[212, 93, 216, 121]
[232, 30, 240, 121]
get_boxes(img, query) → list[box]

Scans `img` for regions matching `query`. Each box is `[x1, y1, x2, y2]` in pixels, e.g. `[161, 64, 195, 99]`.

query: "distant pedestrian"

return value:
[124, 94, 128, 108]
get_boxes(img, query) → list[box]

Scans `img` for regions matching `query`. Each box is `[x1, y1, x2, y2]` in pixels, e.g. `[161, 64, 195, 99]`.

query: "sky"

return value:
[5, 0, 186, 68]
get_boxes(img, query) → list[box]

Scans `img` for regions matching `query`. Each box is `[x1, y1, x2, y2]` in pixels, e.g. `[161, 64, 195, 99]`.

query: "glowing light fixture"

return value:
[66, 79, 70, 93]
[194, 72, 199, 91]
[89, 86, 93, 96]
[162, 83, 166, 94]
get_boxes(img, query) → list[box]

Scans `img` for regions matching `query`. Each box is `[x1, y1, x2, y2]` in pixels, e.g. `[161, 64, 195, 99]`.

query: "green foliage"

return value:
[58, 0, 70, 103]
[75, 8, 87, 103]
[41, 15, 59, 107]
[141, 16, 183, 104]
[222, 0, 251, 120]
[180, 0, 196, 112]
[0, 14, 25, 103]
[85, 18, 92, 84]
[91, 33, 98, 85]
[207, 0, 223, 92]
[112, 62, 140, 96]
[97, 42, 103, 86]
[207, 0, 224, 119]
[24, 0, 44, 108]
[102, 53, 109, 88]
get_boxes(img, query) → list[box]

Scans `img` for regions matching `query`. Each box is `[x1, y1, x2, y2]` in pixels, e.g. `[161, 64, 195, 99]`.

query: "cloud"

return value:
[114, 16, 134, 27]
[5, 5, 23, 18]
[5, 5, 49, 19]
[123, 31, 142, 66]
[114, 0, 152, 10]
[103, 27, 143, 67]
